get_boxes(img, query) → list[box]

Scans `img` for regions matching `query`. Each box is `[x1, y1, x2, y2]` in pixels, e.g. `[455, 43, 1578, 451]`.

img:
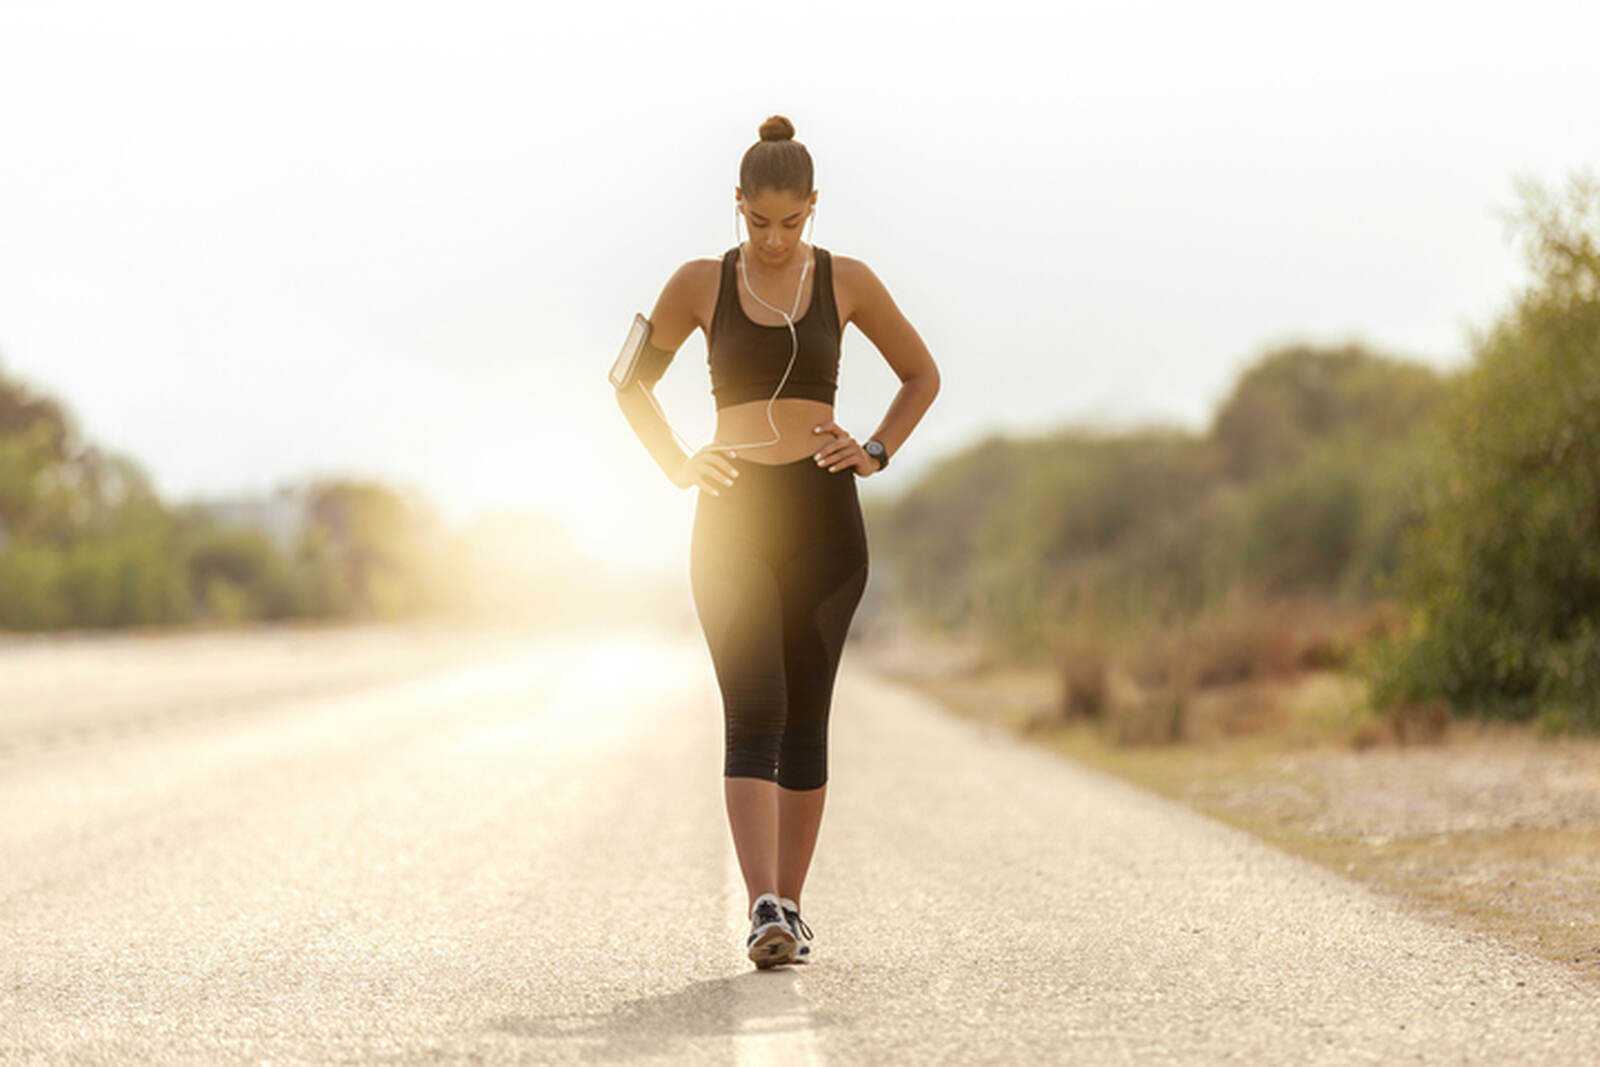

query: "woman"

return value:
[614, 115, 940, 968]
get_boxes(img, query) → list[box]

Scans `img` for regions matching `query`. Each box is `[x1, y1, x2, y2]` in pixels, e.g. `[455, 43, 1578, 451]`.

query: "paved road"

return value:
[3, 624, 1597, 1065]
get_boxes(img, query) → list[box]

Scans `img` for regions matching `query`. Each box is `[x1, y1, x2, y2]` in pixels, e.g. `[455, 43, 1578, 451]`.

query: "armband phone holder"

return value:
[609, 313, 652, 390]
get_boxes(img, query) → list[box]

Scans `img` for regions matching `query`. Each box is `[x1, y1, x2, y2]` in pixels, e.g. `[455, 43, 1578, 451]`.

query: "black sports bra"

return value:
[707, 245, 842, 409]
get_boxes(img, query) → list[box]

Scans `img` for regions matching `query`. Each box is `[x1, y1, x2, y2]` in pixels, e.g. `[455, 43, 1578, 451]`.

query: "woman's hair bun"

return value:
[758, 115, 796, 142]
[742, 115, 812, 194]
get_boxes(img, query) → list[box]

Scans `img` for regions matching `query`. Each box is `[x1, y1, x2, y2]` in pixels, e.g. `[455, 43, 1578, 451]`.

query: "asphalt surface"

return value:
[3, 623, 1598, 1065]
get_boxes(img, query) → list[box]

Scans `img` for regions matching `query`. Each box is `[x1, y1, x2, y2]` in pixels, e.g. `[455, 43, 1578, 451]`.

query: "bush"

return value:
[0, 544, 70, 629]
[1052, 629, 1110, 720]
[1370, 171, 1600, 728]
[185, 525, 296, 622]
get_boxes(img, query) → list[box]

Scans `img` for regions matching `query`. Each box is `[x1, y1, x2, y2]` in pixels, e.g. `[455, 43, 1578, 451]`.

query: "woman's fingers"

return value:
[692, 448, 738, 481]
[815, 437, 856, 464]
[819, 441, 863, 473]
[692, 448, 739, 491]
[812, 422, 855, 468]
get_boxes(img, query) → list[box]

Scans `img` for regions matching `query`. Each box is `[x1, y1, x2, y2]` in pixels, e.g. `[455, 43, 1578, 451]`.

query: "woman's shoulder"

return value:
[669, 253, 728, 280]
[649, 254, 731, 338]
[658, 255, 727, 301]
[822, 250, 886, 300]
[824, 249, 873, 284]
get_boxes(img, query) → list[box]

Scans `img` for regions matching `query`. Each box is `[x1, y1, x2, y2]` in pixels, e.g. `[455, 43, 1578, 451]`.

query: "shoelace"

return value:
[783, 907, 813, 941]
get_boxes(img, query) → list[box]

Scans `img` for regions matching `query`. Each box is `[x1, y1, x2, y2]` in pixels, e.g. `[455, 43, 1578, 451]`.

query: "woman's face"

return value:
[736, 185, 818, 269]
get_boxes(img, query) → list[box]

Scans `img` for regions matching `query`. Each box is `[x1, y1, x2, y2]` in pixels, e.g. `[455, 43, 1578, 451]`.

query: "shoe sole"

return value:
[748, 925, 797, 968]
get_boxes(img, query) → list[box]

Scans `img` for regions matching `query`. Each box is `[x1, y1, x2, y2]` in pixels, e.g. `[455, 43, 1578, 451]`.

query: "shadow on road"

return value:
[485, 968, 847, 1060]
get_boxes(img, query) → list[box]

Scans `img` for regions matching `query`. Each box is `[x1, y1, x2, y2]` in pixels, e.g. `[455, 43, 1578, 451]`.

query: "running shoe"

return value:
[746, 892, 796, 968]
[779, 897, 813, 964]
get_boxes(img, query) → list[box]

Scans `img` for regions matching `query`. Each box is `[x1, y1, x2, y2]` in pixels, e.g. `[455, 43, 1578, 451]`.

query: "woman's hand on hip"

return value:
[812, 421, 880, 476]
[674, 446, 740, 494]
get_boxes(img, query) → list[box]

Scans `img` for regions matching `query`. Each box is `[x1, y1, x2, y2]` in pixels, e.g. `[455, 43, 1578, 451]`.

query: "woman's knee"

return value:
[723, 692, 786, 781]
[725, 740, 780, 781]
[776, 745, 828, 790]
[775, 713, 828, 789]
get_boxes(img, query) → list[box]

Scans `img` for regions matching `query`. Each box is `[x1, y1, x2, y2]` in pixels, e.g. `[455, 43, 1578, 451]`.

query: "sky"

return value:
[2, 0, 1598, 574]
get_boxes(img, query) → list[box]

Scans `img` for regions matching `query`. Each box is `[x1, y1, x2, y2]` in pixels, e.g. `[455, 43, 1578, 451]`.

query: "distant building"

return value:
[192, 486, 312, 553]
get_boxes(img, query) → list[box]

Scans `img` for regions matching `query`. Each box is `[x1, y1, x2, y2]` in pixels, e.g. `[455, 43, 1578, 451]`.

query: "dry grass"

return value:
[1041, 600, 1407, 748]
[1054, 631, 1110, 722]
[1353, 699, 1452, 749]
[869, 633, 1600, 991]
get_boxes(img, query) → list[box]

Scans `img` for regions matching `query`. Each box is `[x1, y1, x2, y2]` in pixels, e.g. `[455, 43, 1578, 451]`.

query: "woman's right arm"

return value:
[614, 261, 740, 494]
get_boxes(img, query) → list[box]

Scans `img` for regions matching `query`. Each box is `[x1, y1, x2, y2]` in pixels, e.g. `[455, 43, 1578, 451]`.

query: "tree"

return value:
[1372, 171, 1600, 726]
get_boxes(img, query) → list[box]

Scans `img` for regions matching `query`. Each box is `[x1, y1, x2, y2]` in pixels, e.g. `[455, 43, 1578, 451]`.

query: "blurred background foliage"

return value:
[868, 343, 1448, 650]
[869, 171, 1600, 731]
[1363, 172, 1600, 729]
[5, 172, 1597, 730]
[0, 366, 601, 631]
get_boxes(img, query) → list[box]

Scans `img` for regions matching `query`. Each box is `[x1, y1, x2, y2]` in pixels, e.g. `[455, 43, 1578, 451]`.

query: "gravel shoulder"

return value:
[859, 635, 1600, 990]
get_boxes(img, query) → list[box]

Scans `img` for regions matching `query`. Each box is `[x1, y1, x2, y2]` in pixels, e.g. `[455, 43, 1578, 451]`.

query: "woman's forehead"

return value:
[739, 187, 815, 213]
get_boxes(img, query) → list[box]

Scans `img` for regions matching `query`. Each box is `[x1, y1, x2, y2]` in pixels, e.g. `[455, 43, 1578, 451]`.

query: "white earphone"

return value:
[638, 199, 820, 466]
[701, 199, 818, 454]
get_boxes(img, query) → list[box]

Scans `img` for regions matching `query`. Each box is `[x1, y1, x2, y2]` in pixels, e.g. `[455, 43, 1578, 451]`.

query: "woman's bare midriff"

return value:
[713, 397, 840, 465]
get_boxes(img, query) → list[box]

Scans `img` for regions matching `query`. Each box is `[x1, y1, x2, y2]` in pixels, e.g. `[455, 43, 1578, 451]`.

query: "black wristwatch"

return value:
[863, 438, 889, 471]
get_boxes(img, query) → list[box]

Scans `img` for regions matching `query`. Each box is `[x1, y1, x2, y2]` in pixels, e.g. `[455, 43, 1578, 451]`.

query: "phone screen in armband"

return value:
[609, 313, 651, 389]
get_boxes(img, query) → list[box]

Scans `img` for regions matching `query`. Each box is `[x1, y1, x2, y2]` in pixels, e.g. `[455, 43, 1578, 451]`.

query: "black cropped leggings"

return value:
[690, 455, 870, 791]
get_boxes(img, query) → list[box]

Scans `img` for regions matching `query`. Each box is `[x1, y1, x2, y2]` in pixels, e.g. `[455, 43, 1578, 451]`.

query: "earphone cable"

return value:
[704, 204, 817, 455]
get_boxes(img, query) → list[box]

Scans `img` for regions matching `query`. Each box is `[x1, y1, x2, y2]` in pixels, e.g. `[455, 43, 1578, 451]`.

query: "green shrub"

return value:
[0, 544, 70, 630]
[1370, 171, 1600, 726]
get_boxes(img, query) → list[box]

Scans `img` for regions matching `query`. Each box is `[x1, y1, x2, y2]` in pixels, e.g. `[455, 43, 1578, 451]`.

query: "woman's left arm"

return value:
[813, 256, 941, 475]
